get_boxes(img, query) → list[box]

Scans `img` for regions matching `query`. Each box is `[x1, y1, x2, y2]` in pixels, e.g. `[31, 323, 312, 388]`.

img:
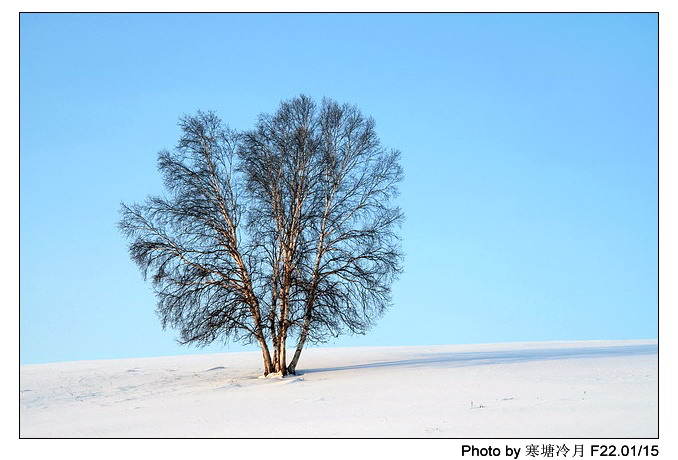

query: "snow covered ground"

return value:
[20, 340, 657, 438]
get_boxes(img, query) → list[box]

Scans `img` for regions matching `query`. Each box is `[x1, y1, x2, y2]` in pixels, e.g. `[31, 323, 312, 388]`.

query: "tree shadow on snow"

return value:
[301, 343, 658, 375]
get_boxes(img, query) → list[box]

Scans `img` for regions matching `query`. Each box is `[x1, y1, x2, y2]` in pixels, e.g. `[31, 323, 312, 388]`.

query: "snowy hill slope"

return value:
[20, 340, 658, 438]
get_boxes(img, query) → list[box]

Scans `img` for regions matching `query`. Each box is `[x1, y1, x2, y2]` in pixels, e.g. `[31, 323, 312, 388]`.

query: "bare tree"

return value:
[120, 96, 403, 376]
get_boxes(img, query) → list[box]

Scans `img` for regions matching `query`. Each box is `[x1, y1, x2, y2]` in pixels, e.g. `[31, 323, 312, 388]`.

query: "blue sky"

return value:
[20, 13, 658, 364]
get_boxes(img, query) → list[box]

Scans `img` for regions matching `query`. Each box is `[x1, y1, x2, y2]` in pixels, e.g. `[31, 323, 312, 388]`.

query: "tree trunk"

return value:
[276, 328, 288, 376]
[272, 336, 280, 373]
[259, 338, 274, 376]
[279, 342, 287, 376]
[287, 318, 311, 375]
[286, 337, 305, 375]
[287, 292, 316, 375]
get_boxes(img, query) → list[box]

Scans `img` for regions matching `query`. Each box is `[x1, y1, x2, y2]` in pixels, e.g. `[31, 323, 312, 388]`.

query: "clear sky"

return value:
[20, 13, 658, 364]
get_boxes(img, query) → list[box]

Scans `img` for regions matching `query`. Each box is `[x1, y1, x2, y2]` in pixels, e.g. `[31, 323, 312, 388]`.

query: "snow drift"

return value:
[20, 340, 658, 438]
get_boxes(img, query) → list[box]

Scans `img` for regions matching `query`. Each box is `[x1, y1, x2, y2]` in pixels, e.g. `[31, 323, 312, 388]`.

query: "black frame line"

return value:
[18, 11, 660, 441]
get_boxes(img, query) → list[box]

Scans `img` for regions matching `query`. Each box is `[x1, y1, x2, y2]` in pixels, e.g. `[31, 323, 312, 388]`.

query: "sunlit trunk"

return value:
[258, 340, 273, 376]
